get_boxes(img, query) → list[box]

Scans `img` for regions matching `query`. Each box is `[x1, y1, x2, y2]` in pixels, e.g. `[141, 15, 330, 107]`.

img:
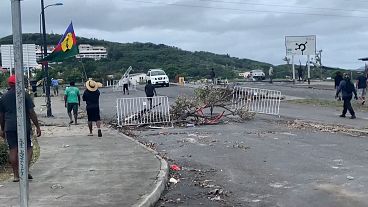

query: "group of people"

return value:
[334, 71, 368, 119]
[64, 80, 102, 137]
[0, 76, 105, 182]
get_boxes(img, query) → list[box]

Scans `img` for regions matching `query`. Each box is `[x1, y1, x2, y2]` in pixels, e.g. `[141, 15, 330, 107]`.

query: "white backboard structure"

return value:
[1, 44, 38, 70]
[285, 35, 316, 56]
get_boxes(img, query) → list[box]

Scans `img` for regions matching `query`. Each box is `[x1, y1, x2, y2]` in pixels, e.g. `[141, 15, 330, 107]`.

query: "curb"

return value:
[119, 133, 169, 207]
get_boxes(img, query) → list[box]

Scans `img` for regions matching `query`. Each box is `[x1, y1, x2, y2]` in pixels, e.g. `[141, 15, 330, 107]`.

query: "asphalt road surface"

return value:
[99, 84, 368, 207]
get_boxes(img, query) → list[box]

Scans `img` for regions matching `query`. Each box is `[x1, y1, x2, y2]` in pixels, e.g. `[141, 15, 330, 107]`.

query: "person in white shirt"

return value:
[122, 76, 129, 95]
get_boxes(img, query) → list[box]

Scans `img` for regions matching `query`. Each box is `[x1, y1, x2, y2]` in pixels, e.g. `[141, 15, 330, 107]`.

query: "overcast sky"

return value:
[1, 0, 368, 69]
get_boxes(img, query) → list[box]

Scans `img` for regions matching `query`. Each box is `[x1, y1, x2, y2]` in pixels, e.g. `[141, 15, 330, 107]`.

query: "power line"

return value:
[122, 0, 368, 18]
[197, 0, 368, 13]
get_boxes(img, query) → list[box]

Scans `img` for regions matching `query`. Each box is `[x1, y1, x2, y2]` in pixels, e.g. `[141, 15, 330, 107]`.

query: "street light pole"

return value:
[11, 0, 29, 206]
[40, 0, 60, 117]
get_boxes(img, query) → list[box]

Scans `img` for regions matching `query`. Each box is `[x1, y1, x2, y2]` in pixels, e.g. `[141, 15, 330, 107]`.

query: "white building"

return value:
[76, 44, 107, 60]
[1, 44, 38, 70]
[35, 45, 54, 60]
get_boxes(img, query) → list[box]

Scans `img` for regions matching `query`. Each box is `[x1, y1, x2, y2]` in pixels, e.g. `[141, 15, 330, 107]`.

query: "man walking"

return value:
[269, 66, 274, 83]
[336, 74, 358, 119]
[0, 75, 41, 182]
[51, 78, 59, 96]
[83, 80, 102, 137]
[210, 68, 216, 85]
[64, 81, 80, 125]
[145, 80, 157, 108]
[356, 72, 367, 105]
[122, 75, 129, 95]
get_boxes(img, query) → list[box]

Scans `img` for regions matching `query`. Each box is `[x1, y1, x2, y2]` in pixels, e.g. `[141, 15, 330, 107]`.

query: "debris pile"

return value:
[171, 85, 255, 125]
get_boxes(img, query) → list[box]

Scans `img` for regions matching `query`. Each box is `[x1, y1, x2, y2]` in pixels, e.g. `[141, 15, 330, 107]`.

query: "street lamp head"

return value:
[55, 3, 63, 6]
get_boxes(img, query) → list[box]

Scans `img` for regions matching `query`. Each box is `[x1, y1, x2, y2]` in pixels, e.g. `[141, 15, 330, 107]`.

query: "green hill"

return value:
[0, 33, 346, 82]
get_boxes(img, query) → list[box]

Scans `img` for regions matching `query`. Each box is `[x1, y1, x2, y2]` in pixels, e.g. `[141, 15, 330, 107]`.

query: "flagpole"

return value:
[41, 0, 52, 117]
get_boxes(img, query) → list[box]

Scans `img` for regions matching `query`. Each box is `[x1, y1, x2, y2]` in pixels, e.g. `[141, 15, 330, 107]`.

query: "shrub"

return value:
[0, 141, 8, 166]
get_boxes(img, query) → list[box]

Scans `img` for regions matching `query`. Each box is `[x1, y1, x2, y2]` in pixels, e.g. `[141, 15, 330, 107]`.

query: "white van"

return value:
[146, 69, 170, 87]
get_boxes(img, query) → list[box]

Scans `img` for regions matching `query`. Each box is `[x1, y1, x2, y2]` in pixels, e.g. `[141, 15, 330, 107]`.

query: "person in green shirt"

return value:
[64, 81, 80, 125]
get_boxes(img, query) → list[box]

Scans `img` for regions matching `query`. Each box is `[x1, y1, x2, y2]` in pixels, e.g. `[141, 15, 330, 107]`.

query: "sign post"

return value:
[285, 35, 316, 85]
[11, 0, 29, 206]
[292, 55, 295, 83]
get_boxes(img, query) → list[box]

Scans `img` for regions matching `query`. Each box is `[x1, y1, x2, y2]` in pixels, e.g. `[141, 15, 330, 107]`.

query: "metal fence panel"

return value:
[116, 96, 171, 126]
[232, 86, 281, 115]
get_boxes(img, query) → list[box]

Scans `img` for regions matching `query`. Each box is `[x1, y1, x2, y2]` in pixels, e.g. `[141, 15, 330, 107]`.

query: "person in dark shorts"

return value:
[336, 74, 358, 119]
[334, 71, 343, 100]
[145, 80, 157, 108]
[0, 75, 41, 182]
[122, 75, 129, 95]
[356, 72, 367, 105]
[64, 81, 80, 125]
[83, 80, 102, 137]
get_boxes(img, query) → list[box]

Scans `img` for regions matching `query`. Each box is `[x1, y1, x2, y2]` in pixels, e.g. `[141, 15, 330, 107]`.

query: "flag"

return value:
[42, 22, 78, 62]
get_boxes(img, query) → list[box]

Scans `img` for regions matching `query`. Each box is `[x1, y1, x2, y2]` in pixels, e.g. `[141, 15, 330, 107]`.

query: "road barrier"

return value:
[232, 86, 281, 115]
[116, 96, 171, 126]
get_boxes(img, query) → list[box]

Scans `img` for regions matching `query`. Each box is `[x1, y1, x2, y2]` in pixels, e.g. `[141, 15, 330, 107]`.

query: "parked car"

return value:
[146, 68, 170, 87]
[250, 70, 265, 81]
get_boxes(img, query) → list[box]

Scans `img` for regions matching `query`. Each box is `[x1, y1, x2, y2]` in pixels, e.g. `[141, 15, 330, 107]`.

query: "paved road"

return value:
[138, 118, 368, 207]
[99, 84, 368, 206]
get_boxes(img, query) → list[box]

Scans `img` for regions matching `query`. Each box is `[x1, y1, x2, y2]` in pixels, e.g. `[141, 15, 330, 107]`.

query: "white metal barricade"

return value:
[116, 96, 171, 126]
[113, 80, 123, 92]
[232, 86, 281, 115]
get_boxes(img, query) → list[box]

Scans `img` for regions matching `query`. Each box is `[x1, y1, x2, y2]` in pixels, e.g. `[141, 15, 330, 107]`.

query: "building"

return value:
[76, 44, 107, 60]
[35, 45, 54, 60]
[1, 44, 38, 70]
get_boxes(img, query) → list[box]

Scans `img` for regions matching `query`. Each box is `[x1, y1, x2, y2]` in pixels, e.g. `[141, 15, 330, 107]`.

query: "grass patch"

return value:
[0, 135, 40, 182]
[288, 99, 368, 112]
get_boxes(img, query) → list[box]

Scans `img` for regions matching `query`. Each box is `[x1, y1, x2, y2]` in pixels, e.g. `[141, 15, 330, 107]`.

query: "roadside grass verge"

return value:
[288, 99, 368, 112]
[0, 135, 40, 182]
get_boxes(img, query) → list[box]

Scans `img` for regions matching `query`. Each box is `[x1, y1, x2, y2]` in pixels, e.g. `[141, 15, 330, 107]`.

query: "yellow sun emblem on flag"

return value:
[61, 33, 74, 52]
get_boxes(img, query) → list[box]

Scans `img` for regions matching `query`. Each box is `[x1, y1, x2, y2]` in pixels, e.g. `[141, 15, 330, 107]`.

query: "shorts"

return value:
[358, 88, 366, 97]
[87, 107, 101, 122]
[53, 85, 59, 91]
[6, 131, 32, 150]
[67, 103, 79, 114]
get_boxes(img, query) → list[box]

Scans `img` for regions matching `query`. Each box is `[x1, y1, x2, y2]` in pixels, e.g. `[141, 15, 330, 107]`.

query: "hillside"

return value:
[0, 34, 345, 82]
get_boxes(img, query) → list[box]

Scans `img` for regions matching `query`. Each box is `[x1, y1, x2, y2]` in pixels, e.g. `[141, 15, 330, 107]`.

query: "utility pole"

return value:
[11, 0, 29, 206]
[41, 0, 52, 117]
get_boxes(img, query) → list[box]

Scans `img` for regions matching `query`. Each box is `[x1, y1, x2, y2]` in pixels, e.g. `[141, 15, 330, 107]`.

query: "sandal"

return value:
[98, 129, 102, 137]
[13, 178, 19, 182]
[87, 133, 93, 136]
[28, 174, 33, 180]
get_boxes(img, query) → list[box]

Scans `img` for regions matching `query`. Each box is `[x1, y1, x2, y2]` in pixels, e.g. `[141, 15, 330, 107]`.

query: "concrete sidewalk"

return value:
[0, 96, 168, 207]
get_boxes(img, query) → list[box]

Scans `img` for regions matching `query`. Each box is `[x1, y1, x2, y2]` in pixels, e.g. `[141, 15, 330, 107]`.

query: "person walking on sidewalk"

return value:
[336, 74, 358, 119]
[122, 75, 129, 95]
[51, 78, 59, 96]
[0, 75, 41, 182]
[64, 81, 80, 125]
[82, 80, 102, 137]
[145, 80, 157, 108]
[355, 72, 367, 105]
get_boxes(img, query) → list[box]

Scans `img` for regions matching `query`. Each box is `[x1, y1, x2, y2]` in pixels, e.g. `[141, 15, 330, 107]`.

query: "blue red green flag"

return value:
[43, 22, 79, 62]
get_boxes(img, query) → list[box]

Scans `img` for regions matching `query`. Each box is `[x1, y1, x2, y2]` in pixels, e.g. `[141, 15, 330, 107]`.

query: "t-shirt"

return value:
[145, 84, 156, 97]
[51, 79, 59, 87]
[82, 89, 100, 109]
[64, 86, 80, 103]
[0, 87, 35, 132]
[357, 76, 367, 89]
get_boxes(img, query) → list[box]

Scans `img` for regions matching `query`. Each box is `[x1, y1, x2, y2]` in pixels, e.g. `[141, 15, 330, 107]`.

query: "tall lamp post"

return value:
[40, 1, 63, 117]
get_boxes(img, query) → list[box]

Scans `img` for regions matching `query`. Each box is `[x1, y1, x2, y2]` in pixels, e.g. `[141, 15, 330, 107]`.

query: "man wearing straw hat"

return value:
[83, 79, 102, 137]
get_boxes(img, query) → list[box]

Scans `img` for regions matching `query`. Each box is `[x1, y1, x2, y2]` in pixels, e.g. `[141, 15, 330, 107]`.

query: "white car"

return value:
[146, 69, 170, 87]
[250, 70, 265, 81]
